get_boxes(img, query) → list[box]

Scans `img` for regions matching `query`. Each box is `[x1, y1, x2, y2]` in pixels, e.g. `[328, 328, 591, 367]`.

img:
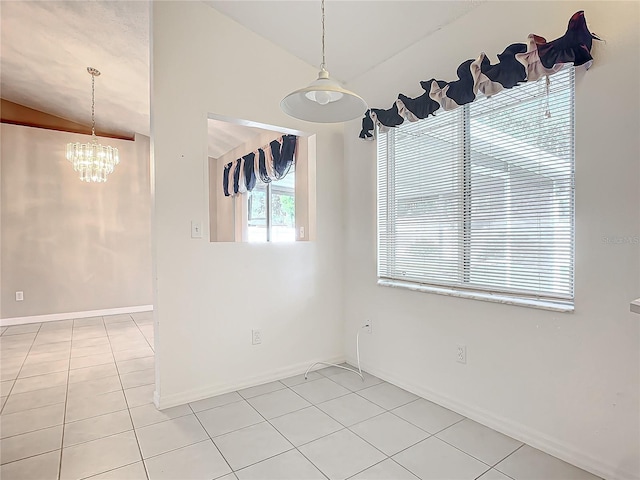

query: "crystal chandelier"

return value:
[66, 67, 119, 182]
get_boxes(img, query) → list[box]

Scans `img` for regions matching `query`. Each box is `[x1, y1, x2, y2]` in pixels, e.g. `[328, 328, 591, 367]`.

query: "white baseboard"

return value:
[0, 305, 153, 327]
[346, 356, 638, 480]
[155, 355, 346, 410]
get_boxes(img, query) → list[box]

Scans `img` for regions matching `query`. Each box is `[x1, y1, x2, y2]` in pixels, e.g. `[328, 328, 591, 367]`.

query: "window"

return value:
[247, 168, 296, 242]
[377, 68, 575, 309]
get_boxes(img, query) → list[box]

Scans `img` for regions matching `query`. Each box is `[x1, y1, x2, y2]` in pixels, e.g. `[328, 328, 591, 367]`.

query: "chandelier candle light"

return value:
[66, 67, 119, 183]
[280, 0, 367, 123]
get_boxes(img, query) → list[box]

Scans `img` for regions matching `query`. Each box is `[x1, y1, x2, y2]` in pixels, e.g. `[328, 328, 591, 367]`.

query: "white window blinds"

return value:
[378, 68, 575, 305]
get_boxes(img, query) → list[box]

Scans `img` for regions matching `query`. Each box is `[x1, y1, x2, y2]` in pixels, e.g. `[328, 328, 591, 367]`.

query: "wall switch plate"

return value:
[456, 344, 467, 364]
[15, 291, 24, 301]
[191, 220, 203, 239]
[364, 320, 372, 334]
[252, 329, 262, 345]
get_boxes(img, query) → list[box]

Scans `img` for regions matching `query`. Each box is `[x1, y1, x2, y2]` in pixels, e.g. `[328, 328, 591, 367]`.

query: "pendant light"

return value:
[66, 67, 120, 183]
[280, 0, 367, 123]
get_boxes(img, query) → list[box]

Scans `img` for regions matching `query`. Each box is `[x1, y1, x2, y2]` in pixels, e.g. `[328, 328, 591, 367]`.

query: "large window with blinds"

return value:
[377, 68, 575, 309]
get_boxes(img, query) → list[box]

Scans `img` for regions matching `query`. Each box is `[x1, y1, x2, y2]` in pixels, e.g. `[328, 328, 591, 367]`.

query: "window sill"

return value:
[377, 279, 574, 313]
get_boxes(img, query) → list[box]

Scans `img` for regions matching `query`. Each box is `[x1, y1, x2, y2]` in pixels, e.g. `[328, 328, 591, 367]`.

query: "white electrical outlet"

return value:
[456, 344, 467, 364]
[252, 329, 262, 345]
[299, 226, 305, 239]
[15, 291, 24, 301]
[363, 320, 372, 334]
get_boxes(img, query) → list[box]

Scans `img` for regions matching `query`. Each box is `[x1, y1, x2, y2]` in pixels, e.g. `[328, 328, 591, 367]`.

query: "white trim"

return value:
[155, 355, 345, 410]
[378, 279, 574, 313]
[0, 305, 153, 327]
[346, 357, 637, 480]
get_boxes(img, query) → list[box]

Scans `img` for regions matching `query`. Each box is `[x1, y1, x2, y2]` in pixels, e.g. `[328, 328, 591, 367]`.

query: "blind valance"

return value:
[223, 134, 297, 197]
[359, 11, 599, 140]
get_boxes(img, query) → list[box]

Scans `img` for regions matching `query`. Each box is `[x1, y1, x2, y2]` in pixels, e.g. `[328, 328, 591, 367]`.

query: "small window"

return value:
[377, 68, 575, 309]
[248, 168, 296, 243]
[208, 116, 316, 243]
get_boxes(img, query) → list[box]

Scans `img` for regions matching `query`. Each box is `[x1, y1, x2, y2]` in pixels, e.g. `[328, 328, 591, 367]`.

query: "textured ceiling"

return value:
[0, 1, 480, 142]
[0, 1, 149, 138]
[207, 1, 481, 84]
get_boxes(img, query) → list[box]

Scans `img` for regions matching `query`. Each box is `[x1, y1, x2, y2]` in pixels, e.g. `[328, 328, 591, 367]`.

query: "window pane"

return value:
[271, 169, 295, 243]
[384, 117, 463, 285]
[468, 69, 574, 299]
[248, 182, 267, 243]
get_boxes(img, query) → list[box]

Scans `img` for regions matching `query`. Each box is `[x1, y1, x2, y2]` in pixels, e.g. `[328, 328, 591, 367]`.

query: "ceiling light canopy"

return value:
[280, 0, 367, 123]
[66, 67, 119, 183]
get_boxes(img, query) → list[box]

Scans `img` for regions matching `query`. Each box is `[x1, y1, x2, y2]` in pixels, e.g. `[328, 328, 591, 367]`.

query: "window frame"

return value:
[246, 168, 296, 243]
[377, 70, 575, 312]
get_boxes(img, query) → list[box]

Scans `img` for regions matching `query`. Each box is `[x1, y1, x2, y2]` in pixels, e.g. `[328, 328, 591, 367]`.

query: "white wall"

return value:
[1, 124, 152, 319]
[343, 2, 639, 480]
[152, 2, 345, 407]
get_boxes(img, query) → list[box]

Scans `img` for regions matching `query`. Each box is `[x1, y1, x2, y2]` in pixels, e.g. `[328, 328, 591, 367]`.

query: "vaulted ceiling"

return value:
[207, 1, 480, 84]
[0, 1, 149, 138]
[0, 1, 480, 145]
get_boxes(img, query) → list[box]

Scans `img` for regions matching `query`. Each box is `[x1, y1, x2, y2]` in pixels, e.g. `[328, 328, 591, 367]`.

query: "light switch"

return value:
[191, 220, 203, 239]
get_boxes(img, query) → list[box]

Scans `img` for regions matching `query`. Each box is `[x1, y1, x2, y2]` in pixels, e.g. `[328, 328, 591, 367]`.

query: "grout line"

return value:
[344, 456, 392, 480]
[0, 445, 62, 468]
[57, 316, 83, 480]
[433, 427, 506, 469]
[389, 457, 424, 480]
[485, 441, 526, 468]
[253, 371, 390, 478]
[105, 313, 150, 480]
[275, 368, 492, 479]
[130, 316, 154, 351]
[232, 397, 330, 479]
[78, 459, 142, 480]
[59, 423, 134, 450]
[188, 402, 236, 476]
[0, 410, 65, 440]
[492, 443, 526, 477]
[1, 325, 43, 412]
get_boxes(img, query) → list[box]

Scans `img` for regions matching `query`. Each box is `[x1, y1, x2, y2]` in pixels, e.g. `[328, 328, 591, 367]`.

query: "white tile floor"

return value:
[0, 314, 602, 480]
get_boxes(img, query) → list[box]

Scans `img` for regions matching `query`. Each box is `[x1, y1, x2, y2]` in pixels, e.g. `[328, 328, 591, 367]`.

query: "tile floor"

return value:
[0, 314, 601, 480]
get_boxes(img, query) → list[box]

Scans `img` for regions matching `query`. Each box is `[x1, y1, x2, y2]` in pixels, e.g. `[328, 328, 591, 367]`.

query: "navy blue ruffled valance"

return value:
[223, 134, 297, 197]
[359, 11, 599, 139]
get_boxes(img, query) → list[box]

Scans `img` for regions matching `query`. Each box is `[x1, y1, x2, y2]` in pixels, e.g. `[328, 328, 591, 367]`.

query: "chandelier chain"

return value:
[91, 73, 96, 137]
[320, 0, 325, 70]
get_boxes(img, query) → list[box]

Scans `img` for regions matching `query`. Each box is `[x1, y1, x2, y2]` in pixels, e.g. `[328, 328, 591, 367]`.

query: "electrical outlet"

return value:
[363, 320, 372, 334]
[15, 291, 24, 301]
[456, 344, 467, 364]
[299, 226, 305, 239]
[252, 329, 262, 345]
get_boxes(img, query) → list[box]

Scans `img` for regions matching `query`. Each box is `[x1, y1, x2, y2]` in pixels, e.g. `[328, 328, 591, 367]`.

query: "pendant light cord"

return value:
[320, 0, 326, 70]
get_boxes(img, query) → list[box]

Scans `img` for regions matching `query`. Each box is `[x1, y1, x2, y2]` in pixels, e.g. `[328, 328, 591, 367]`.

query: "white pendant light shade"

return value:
[280, 0, 367, 123]
[281, 68, 367, 123]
